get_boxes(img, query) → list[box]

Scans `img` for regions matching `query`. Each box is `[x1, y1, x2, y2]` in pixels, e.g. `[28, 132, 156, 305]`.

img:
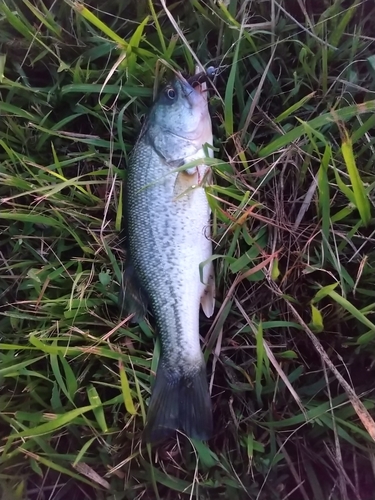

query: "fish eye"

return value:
[165, 87, 176, 100]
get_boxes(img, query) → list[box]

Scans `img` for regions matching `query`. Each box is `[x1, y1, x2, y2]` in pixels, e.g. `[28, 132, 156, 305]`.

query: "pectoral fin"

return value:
[173, 167, 199, 199]
[200, 261, 215, 318]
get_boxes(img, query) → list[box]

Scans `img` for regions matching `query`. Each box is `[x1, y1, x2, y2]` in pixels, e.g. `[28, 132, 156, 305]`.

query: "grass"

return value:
[1, 0, 375, 498]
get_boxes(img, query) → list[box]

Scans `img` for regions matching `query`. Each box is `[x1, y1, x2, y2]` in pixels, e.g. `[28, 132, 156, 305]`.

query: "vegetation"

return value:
[1, 0, 375, 498]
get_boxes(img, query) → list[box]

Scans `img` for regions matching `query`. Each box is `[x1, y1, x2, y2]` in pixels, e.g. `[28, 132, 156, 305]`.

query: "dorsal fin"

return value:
[119, 261, 149, 323]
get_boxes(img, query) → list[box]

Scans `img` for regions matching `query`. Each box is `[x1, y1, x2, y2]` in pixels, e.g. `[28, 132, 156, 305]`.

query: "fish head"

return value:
[146, 75, 212, 163]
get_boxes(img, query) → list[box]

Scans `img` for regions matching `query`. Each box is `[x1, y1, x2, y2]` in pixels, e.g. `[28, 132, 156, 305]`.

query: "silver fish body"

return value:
[123, 74, 215, 441]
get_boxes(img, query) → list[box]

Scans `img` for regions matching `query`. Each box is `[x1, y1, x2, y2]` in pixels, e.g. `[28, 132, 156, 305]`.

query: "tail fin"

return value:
[143, 359, 213, 442]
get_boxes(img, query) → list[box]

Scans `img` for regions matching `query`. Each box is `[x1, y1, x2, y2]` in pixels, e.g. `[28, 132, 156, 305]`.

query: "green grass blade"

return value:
[340, 127, 371, 226]
[259, 101, 375, 157]
[87, 384, 108, 433]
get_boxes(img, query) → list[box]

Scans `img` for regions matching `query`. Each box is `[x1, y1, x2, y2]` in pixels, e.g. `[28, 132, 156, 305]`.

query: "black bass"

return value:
[123, 69, 215, 442]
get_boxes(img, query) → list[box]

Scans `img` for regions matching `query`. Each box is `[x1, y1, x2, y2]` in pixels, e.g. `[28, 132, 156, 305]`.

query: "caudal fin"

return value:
[143, 360, 213, 442]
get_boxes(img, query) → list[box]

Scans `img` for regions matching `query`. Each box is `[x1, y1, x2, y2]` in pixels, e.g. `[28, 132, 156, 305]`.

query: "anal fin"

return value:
[200, 260, 215, 318]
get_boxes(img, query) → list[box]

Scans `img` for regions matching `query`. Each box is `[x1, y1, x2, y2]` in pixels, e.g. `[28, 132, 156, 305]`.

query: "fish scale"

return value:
[123, 74, 215, 441]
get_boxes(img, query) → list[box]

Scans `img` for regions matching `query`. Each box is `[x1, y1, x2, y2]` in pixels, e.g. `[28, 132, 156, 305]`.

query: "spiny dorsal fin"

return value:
[119, 262, 148, 323]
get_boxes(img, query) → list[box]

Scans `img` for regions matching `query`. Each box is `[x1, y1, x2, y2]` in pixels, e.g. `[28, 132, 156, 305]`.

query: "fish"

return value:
[122, 68, 215, 442]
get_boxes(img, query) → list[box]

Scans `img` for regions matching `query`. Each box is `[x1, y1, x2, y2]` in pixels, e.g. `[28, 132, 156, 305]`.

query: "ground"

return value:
[1, 1, 375, 499]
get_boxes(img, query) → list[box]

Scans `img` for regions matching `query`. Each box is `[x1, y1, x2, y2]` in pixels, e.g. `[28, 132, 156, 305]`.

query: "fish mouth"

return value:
[190, 81, 207, 96]
[176, 73, 208, 107]
[186, 76, 205, 95]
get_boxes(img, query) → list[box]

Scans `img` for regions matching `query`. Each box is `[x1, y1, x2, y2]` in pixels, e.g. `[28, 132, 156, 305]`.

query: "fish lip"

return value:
[186, 68, 215, 97]
[175, 72, 204, 106]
